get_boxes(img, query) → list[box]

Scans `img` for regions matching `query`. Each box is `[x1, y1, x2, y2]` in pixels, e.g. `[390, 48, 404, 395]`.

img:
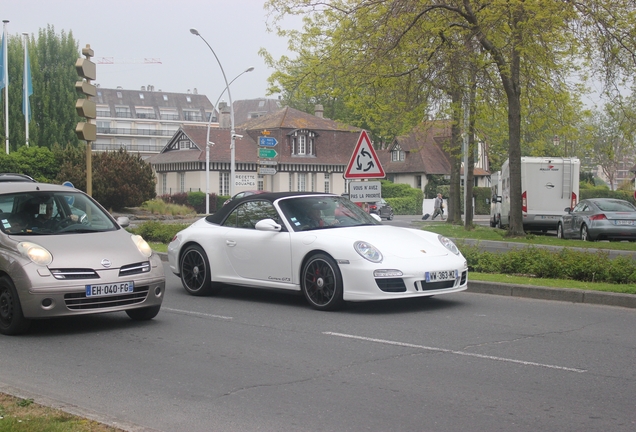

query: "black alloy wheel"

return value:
[301, 254, 344, 311]
[0, 276, 31, 336]
[179, 245, 219, 296]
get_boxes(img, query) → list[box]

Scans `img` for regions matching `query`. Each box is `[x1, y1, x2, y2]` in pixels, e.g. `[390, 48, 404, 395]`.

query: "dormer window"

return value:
[391, 144, 405, 162]
[290, 129, 316, 156]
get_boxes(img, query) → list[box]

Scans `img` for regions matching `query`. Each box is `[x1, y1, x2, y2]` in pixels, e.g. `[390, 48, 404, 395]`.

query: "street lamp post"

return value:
[203, 66, 254, 214]
[190, 28, 240, 201]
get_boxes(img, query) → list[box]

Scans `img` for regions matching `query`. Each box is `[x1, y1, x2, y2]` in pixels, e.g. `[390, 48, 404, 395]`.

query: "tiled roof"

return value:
[148, 106, 363, 166]
[377, 121, 453, 175]
[233, 98, 283, 126]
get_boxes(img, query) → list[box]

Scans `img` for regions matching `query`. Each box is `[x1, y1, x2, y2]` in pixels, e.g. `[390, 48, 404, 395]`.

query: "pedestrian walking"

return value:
[432, 193, 445, 220]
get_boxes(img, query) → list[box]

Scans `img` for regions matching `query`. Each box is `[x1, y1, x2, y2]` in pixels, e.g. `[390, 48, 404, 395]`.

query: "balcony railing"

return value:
[92, 143, 165, 153]
[97, 127, 175, 137]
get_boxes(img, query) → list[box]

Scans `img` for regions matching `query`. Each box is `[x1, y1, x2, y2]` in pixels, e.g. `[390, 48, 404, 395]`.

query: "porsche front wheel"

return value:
[180, 245, 219, 296]
[301, 254, 344, 311]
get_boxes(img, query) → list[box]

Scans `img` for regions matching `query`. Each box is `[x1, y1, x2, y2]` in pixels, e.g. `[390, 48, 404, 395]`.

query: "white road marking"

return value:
[163, 307, 233, 320]
[324, 332, 587, 373]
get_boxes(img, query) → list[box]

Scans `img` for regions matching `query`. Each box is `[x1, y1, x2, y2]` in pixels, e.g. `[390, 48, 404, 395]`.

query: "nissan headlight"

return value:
[17, 242, 53, 266]
[131, 234, 153, 258]
[438, 235, 460, 255]
[354, 241, 383, 263]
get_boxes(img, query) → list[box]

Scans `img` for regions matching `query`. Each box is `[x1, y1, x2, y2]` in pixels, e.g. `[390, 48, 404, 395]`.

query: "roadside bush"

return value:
[382, 180, 423, 215]
[462, 244, 636, 284]
[128, 221, 190, 243]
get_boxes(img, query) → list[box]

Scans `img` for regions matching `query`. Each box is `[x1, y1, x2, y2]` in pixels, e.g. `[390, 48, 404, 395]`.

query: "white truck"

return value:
[493, 157, 580, 231]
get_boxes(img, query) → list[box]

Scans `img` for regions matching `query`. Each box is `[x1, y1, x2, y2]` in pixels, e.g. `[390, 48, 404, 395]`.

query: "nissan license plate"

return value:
[425, 270, 458, 282]
[86, 282, 134, 297]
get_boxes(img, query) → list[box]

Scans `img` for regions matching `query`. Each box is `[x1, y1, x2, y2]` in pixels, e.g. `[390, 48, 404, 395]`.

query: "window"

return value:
[291, 130, 316, 156]
[223, 201, 280, 229]
[96, 105, 111, 117]
[391, 145, 405, 162]
[298, 173, 307, 191]
[183, 109, 203, 121]
[220, 172, 230, 196]
[178, 172, 185, 193]
[186, 96, 191, 103]
[160, 109, 179, 120]
[324, 173, 331, 193]
[179, 139, 190, 150]
[139, 93, 144, 99]
[116, 91, 122, 98]
[115, 106, 132, 118]
[135, 106, 155, 119]
[163, 95, 168, 101]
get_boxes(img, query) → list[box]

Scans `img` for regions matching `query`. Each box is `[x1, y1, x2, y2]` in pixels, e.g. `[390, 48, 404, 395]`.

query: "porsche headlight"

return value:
[131, 234, 153, 258]
[17, 242, 53, 266]
[438, 235, 460, 255]
[354, 241, 383, 263]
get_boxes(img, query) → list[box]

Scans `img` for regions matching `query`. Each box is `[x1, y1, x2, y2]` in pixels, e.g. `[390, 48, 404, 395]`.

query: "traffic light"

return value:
[75, 45, 96, 141]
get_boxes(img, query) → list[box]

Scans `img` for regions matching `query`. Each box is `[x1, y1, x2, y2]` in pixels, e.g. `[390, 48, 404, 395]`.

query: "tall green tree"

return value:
[0, 25, 80, 152]
[265, 0, 635, 236]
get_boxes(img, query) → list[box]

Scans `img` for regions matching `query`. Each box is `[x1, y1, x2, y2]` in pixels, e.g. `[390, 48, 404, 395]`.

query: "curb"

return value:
[468, 281, 636, 309]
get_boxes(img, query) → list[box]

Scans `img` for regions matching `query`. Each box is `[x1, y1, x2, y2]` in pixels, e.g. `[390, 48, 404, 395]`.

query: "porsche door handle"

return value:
[226, 240, 237, 247]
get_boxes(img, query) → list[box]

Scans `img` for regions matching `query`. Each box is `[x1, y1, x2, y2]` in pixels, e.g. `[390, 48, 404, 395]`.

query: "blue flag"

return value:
[0, 33, 6, 91]
[23, 41, 33, 120]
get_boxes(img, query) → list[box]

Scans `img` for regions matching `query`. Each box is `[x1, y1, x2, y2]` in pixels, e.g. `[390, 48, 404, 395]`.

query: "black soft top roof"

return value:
[206, 192, 337, 224]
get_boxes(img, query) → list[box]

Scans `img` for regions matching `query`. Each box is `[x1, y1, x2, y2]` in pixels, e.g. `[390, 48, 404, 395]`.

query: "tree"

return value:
[56, 148, 157, 211]
[0, 25, 80, 151]
[265, 0, 636, 236]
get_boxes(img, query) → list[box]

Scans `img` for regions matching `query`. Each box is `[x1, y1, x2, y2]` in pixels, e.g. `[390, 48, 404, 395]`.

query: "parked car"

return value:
[368, 198, 394, 220]
[168, 192, 467, 311]
[557, 198, 636, 241]
[0, 182, 165, 335]
[223, 190, 267, 206]
[0, 173, 35, 183]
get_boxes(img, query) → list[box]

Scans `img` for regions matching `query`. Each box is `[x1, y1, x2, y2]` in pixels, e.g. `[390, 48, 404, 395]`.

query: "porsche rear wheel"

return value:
[301, 254, 344, 311]
[0, 276, 31, 336]
[180, 245, 219, 296]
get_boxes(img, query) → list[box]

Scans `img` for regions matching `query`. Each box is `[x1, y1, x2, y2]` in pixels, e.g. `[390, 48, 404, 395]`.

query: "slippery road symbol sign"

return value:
[344, 130, 385, 179]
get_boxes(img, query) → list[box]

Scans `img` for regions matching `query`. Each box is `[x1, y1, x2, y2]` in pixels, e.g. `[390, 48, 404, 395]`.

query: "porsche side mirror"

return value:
[255, 218, 281, 232]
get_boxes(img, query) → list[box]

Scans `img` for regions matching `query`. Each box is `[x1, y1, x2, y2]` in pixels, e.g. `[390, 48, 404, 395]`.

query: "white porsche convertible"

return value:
[168, 192, 467, 310]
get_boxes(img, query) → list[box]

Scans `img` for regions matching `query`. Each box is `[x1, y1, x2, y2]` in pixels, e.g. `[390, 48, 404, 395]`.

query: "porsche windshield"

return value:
[278, 196, 381, 232]
[0, 191, 118, 235]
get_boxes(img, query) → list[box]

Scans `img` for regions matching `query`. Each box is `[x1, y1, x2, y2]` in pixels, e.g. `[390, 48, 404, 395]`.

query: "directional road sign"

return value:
[259, 160, 278, 166]
[258, 148, 278, 159]
[259, 167, 277, 175]
[259, 136, 278, 147]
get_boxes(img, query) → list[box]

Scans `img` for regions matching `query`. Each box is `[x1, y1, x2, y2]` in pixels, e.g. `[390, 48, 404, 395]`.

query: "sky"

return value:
[2, 0, 299, 102]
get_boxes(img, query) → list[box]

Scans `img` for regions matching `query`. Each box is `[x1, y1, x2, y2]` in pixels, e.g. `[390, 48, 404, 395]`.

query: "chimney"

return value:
[315, 104, 324, 118]
[219, 101, 231, 128]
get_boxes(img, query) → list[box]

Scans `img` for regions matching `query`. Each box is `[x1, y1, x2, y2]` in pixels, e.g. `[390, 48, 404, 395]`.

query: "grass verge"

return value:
[0, 393, 123, 431]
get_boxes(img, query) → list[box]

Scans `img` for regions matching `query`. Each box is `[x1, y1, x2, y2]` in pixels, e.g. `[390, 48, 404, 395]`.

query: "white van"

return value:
[496, 157, 580, 231]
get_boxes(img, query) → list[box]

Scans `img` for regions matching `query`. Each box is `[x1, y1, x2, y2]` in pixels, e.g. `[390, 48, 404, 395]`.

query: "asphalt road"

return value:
[1, 263, 635, 432]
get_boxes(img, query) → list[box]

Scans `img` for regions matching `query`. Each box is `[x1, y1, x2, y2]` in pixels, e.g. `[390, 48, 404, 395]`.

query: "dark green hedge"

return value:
[460, 244, 636, 284]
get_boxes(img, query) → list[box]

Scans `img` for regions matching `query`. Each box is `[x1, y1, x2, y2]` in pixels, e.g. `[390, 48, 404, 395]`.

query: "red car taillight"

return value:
[522, 191, 527, 213]
[589, 214, 607, 221]
[571, 192, 577, 209]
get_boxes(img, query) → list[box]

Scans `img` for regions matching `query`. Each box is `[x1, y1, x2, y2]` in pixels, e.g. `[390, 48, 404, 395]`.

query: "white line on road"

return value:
[163, 307, 233, 320]
[324, 332, 587, 373]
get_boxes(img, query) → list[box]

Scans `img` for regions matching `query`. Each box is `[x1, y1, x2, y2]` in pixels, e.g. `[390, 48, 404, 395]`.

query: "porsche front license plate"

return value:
[425, 270, 458, 282]
[86, 282, 134, 297]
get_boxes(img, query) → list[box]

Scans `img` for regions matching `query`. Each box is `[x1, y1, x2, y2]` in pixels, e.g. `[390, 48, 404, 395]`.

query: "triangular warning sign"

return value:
[344, 130, 385, 179]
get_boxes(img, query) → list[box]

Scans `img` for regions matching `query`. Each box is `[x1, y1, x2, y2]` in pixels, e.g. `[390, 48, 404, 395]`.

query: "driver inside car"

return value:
[31, 198, 78, 231]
